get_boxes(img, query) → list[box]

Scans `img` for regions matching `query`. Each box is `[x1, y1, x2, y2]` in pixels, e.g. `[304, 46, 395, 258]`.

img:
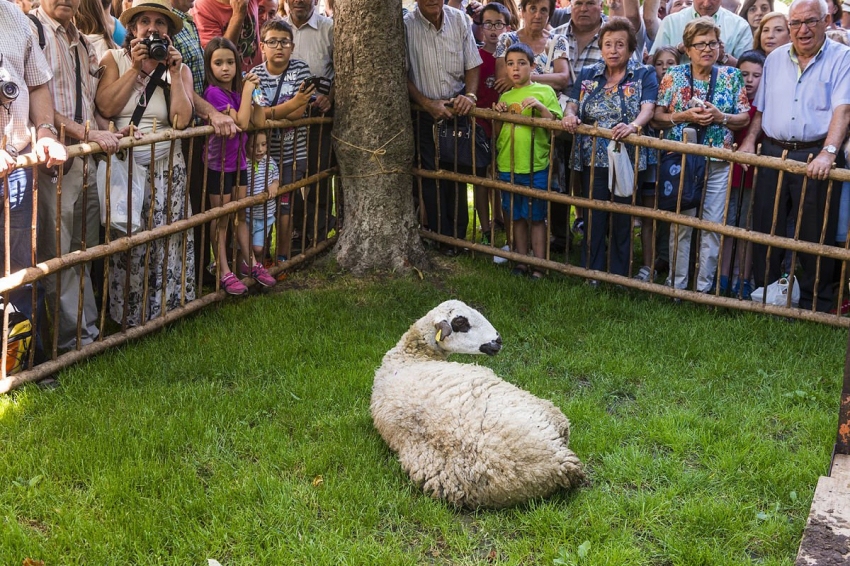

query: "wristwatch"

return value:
[465, 92, 478, 102]
[824, 144, 838, 155]
[36, 122, 59, 137]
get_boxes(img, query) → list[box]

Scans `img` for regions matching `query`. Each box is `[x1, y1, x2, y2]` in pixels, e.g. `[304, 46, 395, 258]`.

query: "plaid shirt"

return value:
[172, 8, 204, 96]
[554, 14, 609, 89]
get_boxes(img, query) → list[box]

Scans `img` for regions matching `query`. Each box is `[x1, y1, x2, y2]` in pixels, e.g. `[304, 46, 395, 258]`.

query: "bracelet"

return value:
[670, 113, 677, 126]
[722, 113, 729, 126]
[465, 92, 478, 102]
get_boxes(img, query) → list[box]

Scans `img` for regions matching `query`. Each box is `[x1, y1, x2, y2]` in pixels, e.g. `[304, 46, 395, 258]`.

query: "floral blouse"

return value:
[656, 64, 749, 152]
[494, 30, 568, 74]
[566, 59, 658, 171]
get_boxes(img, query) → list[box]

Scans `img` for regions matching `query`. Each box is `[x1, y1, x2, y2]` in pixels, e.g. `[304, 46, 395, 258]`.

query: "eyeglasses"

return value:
[689, 40, 720, 51]
[481, 22, 507, 29]
[788, 16, 824, 29]
[263, 39, 293, 48]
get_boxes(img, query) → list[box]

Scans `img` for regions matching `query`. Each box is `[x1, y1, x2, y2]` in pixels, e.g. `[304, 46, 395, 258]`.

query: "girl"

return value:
[203, 37, 275, 294]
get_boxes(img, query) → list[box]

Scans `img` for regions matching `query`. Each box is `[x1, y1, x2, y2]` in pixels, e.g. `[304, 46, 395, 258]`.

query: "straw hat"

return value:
[119, 0, 184, 34]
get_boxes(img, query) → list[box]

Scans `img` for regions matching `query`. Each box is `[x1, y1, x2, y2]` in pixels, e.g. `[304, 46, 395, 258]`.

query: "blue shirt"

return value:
[755, 39, 850, 143]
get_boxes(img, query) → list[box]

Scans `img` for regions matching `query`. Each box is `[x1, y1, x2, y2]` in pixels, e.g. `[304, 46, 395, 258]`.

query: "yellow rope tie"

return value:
[331, 129, 407, 179]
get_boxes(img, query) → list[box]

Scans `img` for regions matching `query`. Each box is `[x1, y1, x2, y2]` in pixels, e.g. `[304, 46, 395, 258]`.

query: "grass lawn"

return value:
[0, 252, 845, 565]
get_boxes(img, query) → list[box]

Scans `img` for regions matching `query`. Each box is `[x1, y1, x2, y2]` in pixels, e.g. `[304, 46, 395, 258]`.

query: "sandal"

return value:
[511, 265, 528, 277]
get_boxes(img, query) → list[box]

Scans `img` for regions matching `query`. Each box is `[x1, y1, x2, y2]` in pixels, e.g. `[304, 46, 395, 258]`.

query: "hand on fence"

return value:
[89, 129, 123, 154]
[449, 94, 474, 116]
[208, 112, 239, 138]
[808, 151, 835, 181]
[0, 149, 15, 179]
[736, 139, 755, 172]
[312, 94, 332, 113]
[562, 114, 581, 133]
[34, 136, 67, 169]
[610, 121, 636, 141]
[424, 99, 454, 121]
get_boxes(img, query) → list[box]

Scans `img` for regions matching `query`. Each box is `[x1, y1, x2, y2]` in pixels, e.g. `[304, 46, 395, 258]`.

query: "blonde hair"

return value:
[752, 11, 788, 51]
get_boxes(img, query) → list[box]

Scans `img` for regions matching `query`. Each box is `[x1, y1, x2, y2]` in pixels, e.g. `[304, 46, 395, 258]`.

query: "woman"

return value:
[738, 0, 773, 34]
[95, 0, 196, 326]
[75, 0, 118, 60]
[494, 0, 572, 94]
[752, 11, 790, 55]
[562, 18, 657, 280]
[652, 17, 750, 294]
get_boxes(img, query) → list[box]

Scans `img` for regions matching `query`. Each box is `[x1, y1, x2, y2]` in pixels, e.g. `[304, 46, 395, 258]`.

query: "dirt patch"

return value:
[796, 515, 850, 565]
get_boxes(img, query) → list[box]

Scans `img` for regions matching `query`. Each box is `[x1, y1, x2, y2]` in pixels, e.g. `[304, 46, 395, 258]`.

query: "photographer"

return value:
[95, 0, 196, 326]
[0, 0, 67, 345]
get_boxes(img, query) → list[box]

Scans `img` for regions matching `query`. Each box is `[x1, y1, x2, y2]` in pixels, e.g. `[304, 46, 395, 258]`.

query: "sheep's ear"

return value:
[451, 316, 470, 333]
[434, 320, 452, 342]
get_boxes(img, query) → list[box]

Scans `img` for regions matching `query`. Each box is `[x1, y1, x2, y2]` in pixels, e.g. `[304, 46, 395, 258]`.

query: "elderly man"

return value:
[739, 0, 850, 312]
[0, 0, 67, 362]
[30, 0, 123, 351]
[405, 0, 481, 252]
[649, 0, 752, 66]
[282, 0, 336, 249]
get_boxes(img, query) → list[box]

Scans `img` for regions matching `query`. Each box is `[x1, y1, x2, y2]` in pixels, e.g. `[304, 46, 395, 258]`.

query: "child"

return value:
[474, 2, 511, 245]
[245, 131, 280, 267]
[203, 37, 275, 295]
[722, 49, 764, 299]
[250, 19, 315, 264]
[492, 43, 563, 279]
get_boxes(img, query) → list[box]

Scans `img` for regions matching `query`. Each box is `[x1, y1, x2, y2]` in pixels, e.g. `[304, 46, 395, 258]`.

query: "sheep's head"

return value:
[429, 300, 502, 356]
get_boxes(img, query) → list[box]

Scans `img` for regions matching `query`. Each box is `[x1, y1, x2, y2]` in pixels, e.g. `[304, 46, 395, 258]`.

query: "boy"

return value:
[493, 43, 562, 279]
[722, 49, 765, 298]
[251, 19, 315, 264]
[474, 2, 512, 244]
[244, 131, 283, 268]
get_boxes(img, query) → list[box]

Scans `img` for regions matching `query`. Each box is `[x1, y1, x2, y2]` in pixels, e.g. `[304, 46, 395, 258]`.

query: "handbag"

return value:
[96, 152, 148, 234]
[751, 276, 800, 307]
[657, 65, 718, 212]
[434, 115, 492, 170]
[608, 140, 635, 197]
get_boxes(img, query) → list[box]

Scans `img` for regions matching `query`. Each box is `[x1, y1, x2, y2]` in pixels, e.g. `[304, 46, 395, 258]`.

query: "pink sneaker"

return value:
[221, 272, 248, 295]
[251, 263, 276, 287]
[238, 260, 251, 278]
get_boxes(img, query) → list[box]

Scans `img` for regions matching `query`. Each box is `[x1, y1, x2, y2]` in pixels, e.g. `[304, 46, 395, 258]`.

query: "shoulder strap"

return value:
[27, 13, 45, 50]
[544, 38, 556, 74]
[130, 63, 170, 127]
[687, 65, 719, 144]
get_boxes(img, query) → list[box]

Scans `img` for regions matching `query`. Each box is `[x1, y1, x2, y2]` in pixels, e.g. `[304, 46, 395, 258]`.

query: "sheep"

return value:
[371, 300, 585, 509]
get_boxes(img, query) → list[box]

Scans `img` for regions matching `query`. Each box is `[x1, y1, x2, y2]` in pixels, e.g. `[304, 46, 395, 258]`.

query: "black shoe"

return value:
[442, 246, 458, 257]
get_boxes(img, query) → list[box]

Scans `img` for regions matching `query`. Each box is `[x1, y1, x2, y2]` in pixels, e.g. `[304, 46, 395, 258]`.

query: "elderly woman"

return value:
[95, 0, 196, 326]
[739, 0, 773, 33]
[494, 0, 572, 94]
[652, 17, 750, 294]
[562, 18, 657, 280]
[753, 12, 790, 55]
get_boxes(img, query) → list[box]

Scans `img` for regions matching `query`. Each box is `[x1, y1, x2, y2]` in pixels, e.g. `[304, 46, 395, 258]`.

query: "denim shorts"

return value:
[249, 216, 275, 247]
[498, 168, 551, 222]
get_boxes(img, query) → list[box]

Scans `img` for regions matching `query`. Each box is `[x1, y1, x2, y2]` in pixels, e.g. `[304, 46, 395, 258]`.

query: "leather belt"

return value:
[764, 136, 826, 151]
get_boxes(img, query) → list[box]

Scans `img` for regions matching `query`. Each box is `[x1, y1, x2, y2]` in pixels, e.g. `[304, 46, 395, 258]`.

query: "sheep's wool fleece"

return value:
[371, 300, 584, 509]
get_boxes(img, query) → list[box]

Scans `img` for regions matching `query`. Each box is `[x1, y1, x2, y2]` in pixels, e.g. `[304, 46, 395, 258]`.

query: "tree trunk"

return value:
[332, 0, 428, 274]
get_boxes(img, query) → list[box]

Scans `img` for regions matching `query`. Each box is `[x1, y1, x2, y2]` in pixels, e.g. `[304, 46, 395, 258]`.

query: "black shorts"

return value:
[206, 169, 248, 197]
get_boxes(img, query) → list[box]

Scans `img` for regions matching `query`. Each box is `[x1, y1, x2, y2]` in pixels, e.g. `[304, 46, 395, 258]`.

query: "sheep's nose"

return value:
[479, 335, 502, 356]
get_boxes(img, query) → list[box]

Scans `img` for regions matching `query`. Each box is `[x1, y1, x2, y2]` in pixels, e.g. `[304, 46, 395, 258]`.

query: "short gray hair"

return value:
[789, 0, 829, 18]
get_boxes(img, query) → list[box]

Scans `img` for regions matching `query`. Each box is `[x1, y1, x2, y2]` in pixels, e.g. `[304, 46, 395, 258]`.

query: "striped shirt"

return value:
[404, 5, 482, 100]
[30, 9, 100, 131]
[251, 60, 311, 165]
[0, 1, 53, 153]
[172, 9, 205, 96]
[284, 11, 335, 80]
[245, 158, 278, 222]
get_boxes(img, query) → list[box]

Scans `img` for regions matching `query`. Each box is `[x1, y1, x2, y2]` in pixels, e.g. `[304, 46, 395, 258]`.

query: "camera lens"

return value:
[0, 81, 18, 103]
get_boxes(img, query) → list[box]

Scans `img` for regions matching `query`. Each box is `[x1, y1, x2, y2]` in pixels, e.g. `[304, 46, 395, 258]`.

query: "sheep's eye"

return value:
[451, 316, 471, 333]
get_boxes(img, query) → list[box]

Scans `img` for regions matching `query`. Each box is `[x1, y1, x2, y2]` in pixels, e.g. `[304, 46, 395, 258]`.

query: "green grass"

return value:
[0, 253, 844, 565]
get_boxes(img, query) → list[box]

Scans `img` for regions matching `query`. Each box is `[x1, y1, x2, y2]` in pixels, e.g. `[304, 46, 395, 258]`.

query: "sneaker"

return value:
[571, 218, 585, 237]
[633, 265, 653, 282]
[719, 275, 730, 295]
[741, 280, 754, 300]
[221, 272, 248, 295]
[238, 260, 251, 278]
[251, 263, 276, 287]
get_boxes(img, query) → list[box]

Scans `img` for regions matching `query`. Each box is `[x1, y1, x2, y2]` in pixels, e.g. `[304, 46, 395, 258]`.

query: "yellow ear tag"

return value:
[435, 328, 442, 342]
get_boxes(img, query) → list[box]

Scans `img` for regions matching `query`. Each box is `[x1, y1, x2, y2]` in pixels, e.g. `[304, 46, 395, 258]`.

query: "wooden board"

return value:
[796, 475, 850, 565]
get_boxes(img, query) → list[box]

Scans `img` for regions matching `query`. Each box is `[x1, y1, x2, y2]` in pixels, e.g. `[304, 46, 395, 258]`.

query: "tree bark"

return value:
[332, 0, 429, 274]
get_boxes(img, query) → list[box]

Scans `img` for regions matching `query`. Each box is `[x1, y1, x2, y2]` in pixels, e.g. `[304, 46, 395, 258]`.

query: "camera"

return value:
[0, 80, 19, 105]
[687, 97, 706, 109]
[141, 32, 169, 62]
[466, 4, 476, 16]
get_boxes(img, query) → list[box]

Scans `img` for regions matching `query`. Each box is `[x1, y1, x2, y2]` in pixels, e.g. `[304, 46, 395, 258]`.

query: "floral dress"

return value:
[494, 30, 569, 74]
[566, 59, 658, 171]
[656, 64, 749, 153]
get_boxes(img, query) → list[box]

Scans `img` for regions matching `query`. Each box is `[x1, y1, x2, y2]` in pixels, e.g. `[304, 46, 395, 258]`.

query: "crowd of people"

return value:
[0, 0, 335, 358]
[1, 0, 849, 364]
[408, 0, 850, 315]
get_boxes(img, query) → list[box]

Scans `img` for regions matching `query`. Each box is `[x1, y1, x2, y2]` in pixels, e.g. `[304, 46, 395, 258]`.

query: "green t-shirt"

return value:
[496, 82, 563, 175]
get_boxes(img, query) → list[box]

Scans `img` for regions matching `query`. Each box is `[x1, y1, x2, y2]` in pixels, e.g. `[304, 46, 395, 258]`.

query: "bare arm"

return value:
[29, 82, 67, 168]
[808, 104, 850, 179]
[642, 0, 662, 41]
[533, 58, 571, 92]
[224, 0, 248, 47]
[738, 109, 762, 153]
[169, 63, 195, 129]
[95, 50, 141, 118]
[610, 0, 642, 35]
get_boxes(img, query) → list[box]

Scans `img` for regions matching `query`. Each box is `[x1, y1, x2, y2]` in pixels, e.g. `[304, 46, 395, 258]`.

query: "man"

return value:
[405, 0, 481, 251]
[257, 0, 277, 25]
[172, 0, 238, 283]
[282, 0, 336, 248]
[193, 0, 262, 69]
[649, 0, 752, 65]
[0, 0, 67, 360]
[739, 0, 850, 312]
[30, 0, 123, 351]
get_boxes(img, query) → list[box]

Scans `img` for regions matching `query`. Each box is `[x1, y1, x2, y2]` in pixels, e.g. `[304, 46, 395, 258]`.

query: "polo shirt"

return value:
[649, 7, 753, 61]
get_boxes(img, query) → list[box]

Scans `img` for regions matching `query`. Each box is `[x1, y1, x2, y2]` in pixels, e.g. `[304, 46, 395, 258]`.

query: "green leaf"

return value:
[577, 541, 591, 559]
[790, 491, 798, 502]
[756, 512, 769, 520]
